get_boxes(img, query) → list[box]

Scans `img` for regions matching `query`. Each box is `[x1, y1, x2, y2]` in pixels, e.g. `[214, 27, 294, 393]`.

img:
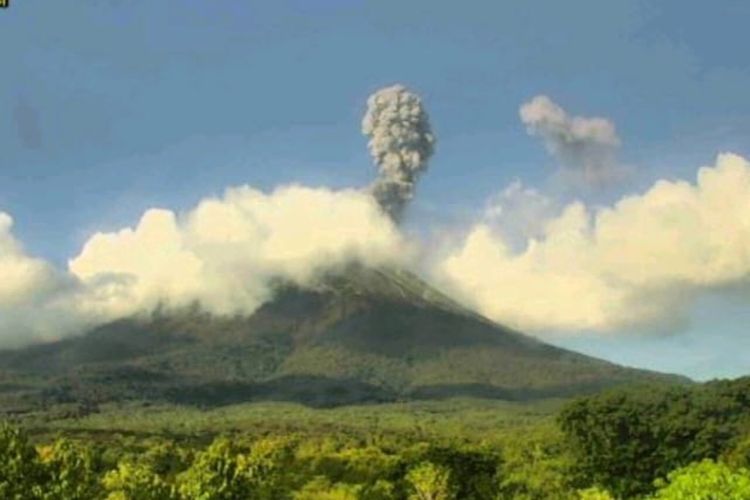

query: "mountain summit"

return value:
[0, 265, 683, 412]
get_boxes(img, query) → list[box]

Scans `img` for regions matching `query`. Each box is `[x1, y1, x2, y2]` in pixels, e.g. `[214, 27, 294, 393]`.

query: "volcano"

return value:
[0, 265, 684, 413]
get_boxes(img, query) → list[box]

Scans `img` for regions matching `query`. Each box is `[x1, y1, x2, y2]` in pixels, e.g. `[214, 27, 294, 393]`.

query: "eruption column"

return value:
[362, 84, 435, 221]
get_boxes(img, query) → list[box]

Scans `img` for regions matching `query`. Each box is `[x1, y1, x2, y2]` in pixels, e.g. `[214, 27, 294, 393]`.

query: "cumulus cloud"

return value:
[520, 95, 622, 185]
[0, 185, 407, 348]
[6, 152, 750, 345]
[362, 84, 436, 221]
[0, 214, 53, 305]
[481, 180, 559, 252]
[0, 213, 87, 347]
[69, 184, 407, 321]
[437, 153, 750, 334]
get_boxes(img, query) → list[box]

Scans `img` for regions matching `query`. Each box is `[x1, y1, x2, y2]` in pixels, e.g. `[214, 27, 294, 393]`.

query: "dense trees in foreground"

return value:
[559, 377, 750, 498]
[1, 377, 749, 499]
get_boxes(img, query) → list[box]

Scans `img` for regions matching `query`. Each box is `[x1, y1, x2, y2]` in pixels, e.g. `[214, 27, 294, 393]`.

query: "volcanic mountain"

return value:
[0, 265, 684, 413]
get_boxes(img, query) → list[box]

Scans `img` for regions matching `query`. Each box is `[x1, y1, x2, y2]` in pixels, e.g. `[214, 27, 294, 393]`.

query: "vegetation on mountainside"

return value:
[0, 267, 685, 416]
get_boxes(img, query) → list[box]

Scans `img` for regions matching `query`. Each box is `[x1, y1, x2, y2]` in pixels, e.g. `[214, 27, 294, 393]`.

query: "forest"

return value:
[2, 377, 750, 499]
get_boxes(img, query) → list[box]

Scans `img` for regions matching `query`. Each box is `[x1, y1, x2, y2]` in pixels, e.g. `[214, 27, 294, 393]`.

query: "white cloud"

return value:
[481, 180, 558, 252]
[0, 213, 86, 347]
[0, 184, 407, 348]
[0, 213, 52, 305]
[69, 184, 408, 320]
[520, 95, 623, 185]
[437, 153, 750, 334]
[6, 151, 750, 346]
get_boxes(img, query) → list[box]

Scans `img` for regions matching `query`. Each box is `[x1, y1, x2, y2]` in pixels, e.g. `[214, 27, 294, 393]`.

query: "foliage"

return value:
[102, 460, 178, 500]
[418, 445, 497, 499]
[176, 437, 254, 499]
[649, 460, 750, 499]
[723, 430, 750, 468]
[496, 425, 577, 499]
[236, 436, 298, 499]
[40, 438, 103, 499]
[576, 487, 615, 500]
[0, 423, 46, 500]
[405, 461, 455, 500]
[1, 377, 750, 500]
[292, 476, 364, 500]
[558, 377, 750, 497]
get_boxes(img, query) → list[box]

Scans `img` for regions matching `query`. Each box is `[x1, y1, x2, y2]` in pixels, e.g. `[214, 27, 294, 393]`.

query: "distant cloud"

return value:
[519, 95, 623, 186]
[12, 98, 43, 150]
[437, 153, 750, 334]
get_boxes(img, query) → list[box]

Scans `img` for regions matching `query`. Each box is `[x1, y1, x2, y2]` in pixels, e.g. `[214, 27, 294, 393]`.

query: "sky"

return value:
[2, 0, 750, 380]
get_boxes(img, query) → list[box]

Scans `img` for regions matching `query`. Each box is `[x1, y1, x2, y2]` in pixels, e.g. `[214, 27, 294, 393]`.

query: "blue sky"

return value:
[2, 1, 750, 379]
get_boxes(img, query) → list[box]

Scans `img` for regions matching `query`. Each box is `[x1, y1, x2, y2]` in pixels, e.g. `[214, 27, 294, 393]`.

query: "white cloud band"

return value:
[438, 153, 750, 334]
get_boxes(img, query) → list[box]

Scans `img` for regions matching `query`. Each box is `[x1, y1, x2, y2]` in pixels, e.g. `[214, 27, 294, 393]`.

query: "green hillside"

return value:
[0, 265, 686, 415]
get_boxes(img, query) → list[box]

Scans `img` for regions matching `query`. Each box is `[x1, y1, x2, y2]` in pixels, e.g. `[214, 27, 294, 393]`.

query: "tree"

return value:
[558, 378, 750, 497]
[0, 424, 47, 500]
[293, 476, 363, 500]
[420, 445, 498, 499]
[576, 487, 614, 500]
[497, 426, 577, 499]
[177, 437, 252, 500]
[40, 438, 103, 500]
[649, 460, 750, 499]
[102, 460, 178, 500]
[235, 437, 296, 499]
[724, 431, 750, 468]
[406, 461, 455, 500]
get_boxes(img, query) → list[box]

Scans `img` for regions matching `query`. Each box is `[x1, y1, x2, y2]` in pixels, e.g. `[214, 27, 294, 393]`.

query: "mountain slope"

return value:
[0, 265, 686, 413]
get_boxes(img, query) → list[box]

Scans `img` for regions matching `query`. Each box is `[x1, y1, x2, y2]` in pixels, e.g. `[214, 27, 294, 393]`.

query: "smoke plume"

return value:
[362, 84, 436, 221]
[520, 95, 622, 186]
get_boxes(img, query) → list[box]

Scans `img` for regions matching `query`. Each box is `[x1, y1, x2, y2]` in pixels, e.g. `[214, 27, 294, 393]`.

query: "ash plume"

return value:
[362, 84, 436, 221]
[520, 95, 621, 186]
